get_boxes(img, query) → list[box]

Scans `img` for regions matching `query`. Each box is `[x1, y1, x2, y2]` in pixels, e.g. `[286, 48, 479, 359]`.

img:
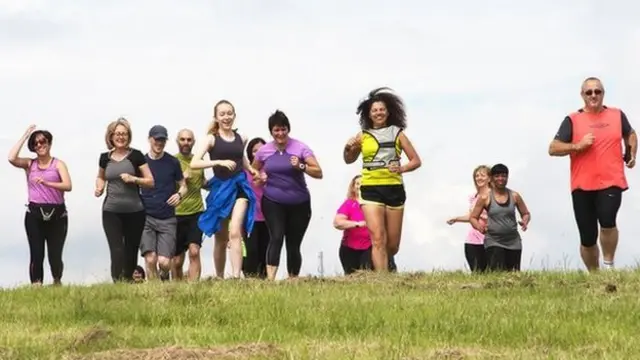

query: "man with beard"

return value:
[140, 125, 187, 281]
[172, 129, 207, 281]
[469, 164, 530, 272]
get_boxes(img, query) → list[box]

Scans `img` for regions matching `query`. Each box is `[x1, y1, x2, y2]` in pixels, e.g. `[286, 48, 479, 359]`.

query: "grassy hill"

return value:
[1, 270, 639, 359]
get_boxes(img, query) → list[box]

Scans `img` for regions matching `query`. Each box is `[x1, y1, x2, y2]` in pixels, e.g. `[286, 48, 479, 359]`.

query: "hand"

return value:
[355, 221, 366, 228]
[446, 218, 457, 225]
[183, 170, 191, 180]
[345, 137, 361, 151]
[388, 160, 402, 174]
[290, 156, 304, 170]
[518, 220, 528, 231]
[167, 193, 181, 207]
[24, 124, 36, 137]
[32, 176, 48, 186]
[214, 160, 236, 171]
[626, 155, 636, 169]
[253, 172, 267, 186]
[94, 187, 104, 197]
[120, 173, 136, 183]
[576, 133, 595, 151]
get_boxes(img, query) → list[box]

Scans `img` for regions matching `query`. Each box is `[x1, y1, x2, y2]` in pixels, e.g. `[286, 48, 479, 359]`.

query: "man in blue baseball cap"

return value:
[140, 125, 187, 281]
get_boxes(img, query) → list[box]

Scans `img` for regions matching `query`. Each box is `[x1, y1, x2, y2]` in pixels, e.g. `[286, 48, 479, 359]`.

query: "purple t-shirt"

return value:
[255, 138, 314, 205]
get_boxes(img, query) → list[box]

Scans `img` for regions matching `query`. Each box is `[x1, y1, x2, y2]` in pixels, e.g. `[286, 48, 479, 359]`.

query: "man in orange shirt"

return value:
[549, 77, 636, 272]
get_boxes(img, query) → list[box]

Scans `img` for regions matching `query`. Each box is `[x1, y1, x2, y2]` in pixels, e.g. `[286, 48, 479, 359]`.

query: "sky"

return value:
[1, 0, 640, 287]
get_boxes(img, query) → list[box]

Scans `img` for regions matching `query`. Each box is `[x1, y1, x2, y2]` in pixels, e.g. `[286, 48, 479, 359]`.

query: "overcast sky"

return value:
[2, 0, 640, 287]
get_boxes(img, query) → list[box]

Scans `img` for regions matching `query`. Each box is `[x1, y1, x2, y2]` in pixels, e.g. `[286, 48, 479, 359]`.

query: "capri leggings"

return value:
[24, 203, 69, 284]
[571, 186, 623, 248]
[102, 210, 146, 282]
[262, 196, 311, 276]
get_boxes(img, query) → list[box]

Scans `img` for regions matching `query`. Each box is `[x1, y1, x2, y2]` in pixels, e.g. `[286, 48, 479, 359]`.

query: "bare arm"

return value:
[624, 131, 637, 159]
[469, 194, 489, 233]
[134, 164, 154, 188]
[343, 132, 362, 164]
[190, 134, 224, 170]
[302, 156, 323, 179]
[8, 126, 35, 169]
[241, 134, 259, 176]
[548, 116, 584, 157]
[513, 191, 531, 228]
[450, 213, 470, 223]
[398, 132, 421, 173]
[176, 177, 187, 198]
[333, 214, 364, 230]
[43, 160, 72, 192]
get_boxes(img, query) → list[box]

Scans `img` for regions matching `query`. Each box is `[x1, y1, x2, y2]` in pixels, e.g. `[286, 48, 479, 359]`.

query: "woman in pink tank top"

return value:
[8, 125, 72, 286]
[333, 175, 397, 275]
[446, 165, 491, 273]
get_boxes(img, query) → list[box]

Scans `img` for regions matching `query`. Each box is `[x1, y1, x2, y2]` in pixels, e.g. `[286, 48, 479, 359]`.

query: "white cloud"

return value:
[1, 0, 640, 286]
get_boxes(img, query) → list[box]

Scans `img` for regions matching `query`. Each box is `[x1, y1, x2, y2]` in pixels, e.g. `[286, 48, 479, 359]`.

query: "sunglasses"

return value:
[34, 139, 48, 146]
[584, 89, 603, 96]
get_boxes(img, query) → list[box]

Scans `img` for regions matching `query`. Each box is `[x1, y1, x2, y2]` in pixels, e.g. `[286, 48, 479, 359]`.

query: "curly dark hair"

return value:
[246, 137, 266, 163]
[356, 87, 407, 130]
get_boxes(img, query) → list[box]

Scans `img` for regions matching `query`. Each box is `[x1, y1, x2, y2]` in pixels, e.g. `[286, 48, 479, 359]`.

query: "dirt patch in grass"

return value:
[70, 343, 283, 360]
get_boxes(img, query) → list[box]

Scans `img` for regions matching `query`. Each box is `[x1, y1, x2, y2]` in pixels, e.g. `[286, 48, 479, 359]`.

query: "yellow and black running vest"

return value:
[360, 125, 403, 186]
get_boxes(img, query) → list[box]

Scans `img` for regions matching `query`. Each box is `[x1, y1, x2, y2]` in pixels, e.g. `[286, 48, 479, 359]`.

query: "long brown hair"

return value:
[208, 100, 235, 136]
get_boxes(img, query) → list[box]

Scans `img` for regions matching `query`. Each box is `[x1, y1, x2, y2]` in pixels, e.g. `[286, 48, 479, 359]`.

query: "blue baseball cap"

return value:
[148, 125, 168, 140]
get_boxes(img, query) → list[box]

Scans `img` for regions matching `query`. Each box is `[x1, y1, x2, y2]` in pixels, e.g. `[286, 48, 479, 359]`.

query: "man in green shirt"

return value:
[172, 129, 207, 281]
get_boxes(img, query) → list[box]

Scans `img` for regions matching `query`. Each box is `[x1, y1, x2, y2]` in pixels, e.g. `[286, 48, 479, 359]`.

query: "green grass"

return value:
[1, 270, 639, 359]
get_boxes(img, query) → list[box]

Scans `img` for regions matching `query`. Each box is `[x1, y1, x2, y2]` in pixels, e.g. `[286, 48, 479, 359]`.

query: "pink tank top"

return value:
[27, 158, 65, 204]
[466, 193, 486, 245]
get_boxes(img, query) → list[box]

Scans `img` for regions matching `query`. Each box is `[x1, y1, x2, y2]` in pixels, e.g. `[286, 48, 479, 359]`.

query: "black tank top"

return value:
[208, 131, 244, 180]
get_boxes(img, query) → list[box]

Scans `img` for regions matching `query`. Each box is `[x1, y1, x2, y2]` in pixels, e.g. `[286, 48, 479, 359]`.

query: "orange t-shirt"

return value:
[568, 107, 629, 192]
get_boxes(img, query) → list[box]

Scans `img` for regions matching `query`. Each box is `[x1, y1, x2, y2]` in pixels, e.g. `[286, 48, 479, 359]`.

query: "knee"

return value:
[144, 253, 157, 266]
[188, 248, 200, 261]
[228, 228, 243, 242]
[600, 225, 617, 233]
[157, 257, 171, 268]
[370, 228, 386, 248]
[387, 244, 399, 256]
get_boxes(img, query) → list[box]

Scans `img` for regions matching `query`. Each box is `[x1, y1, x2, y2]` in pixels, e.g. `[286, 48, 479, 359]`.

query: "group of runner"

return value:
[446, 77, 636, 273]
[6, 79, 636, 285]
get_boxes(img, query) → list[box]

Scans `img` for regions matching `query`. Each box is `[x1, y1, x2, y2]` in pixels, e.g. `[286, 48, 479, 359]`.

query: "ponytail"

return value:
[208, 121, 219, 136]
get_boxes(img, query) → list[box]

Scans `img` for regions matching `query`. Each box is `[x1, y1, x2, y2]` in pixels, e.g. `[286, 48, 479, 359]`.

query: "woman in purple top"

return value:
[251, 110, 324, 281]
[8, 125, 72, 286]
[242, 137, 270, 279]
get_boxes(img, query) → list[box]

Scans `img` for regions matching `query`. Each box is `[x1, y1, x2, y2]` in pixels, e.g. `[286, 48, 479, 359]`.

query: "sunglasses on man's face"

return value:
[584, 89, 603, 96]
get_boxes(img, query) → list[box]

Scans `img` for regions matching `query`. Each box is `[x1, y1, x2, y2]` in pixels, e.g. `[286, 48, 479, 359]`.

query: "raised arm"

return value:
[397, 131, 421, 174]
[343, 132, 362, 164]
[469, 194, 489, 233]
[8, 125, 36, 169]
[513, 191, 531, 231]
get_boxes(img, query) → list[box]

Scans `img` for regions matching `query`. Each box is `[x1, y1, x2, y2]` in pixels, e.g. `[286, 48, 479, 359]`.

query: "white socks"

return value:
[603, 260, 614, 270]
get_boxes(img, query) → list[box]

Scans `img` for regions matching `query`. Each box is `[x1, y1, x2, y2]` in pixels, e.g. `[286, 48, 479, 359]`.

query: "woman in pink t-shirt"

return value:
[446, 165, 491, 273]
[333, 175, 371, 274]
[242, 137, 269, 279]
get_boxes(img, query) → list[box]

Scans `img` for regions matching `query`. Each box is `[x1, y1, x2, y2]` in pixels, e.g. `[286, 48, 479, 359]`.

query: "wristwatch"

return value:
[298, 163, 306, 171]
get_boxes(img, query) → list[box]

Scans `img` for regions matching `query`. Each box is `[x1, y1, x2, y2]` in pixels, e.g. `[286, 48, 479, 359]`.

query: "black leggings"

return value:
[464, 243, 488, 273]
[24, 204, 68, 284]
[486, 246, 522, 272]
[242, 221, 270, 279]
[102, 210, 146, 282]
[262, 197, 311, 276]
[339, 245, 373, 275]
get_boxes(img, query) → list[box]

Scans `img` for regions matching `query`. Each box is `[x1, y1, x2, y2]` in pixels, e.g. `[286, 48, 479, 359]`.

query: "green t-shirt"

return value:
[175, 153, 205, 216]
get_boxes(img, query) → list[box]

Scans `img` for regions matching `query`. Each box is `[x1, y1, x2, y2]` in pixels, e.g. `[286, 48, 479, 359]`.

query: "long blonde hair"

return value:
[105, 117, 132, 150]
[346, 174, 362, 199]
[472, 165, 491, 193]
[208, 100, 235, 136]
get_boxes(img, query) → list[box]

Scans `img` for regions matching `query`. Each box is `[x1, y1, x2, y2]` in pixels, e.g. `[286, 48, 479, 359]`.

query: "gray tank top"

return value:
[208, 131, 244, 180]
[484, 189, 522, 250]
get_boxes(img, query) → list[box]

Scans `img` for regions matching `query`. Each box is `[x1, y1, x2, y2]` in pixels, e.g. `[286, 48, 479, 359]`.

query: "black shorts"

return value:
[175, 212, 203, 255]
[571, 186, 623, 247]
[359, 184, 406, 208]
[236, 187, 248, 200]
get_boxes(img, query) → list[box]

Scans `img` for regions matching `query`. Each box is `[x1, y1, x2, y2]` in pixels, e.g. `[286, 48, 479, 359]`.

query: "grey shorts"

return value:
[140, 215, 177, 258]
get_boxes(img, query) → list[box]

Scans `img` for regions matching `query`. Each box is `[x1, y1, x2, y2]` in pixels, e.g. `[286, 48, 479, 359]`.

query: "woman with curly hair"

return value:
[342, 87, 422, 272]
